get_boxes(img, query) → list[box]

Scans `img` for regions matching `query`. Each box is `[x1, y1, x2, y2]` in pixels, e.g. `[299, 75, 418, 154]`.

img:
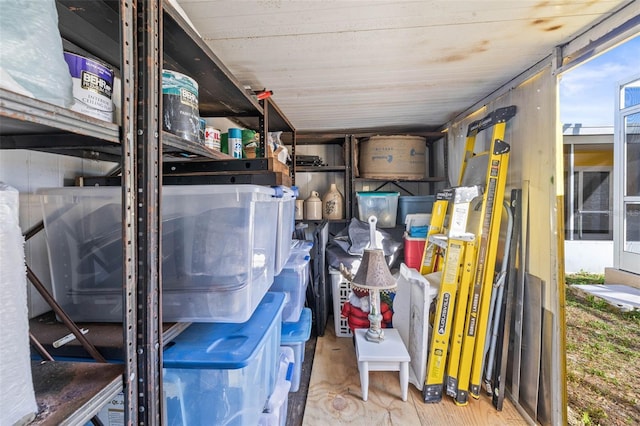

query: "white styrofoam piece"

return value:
[574, 284, 640, 311]
[393, 263, 439, 390]
[0, 184, 37, 425]
[404, 213, 431, 233]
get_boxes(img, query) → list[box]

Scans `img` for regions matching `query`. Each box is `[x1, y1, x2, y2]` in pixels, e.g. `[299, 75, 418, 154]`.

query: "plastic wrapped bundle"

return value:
[0, 183, 37, 425]
[0, 0, 73, 108]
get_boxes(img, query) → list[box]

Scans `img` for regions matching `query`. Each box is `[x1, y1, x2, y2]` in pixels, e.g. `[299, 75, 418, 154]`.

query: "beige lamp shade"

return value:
[351, 247, 397, 293]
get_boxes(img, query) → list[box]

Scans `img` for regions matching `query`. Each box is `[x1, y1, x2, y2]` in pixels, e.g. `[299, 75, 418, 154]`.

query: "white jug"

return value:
[304, 191, 322, 220]
[295, 199, 304, 220]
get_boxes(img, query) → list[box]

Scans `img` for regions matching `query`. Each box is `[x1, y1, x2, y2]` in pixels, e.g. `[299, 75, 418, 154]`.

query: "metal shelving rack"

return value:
[0, 0, 138, 423]
[349, 132, 447, 220]
[1, 0, 297, 423]
[292, 133, 352, 222]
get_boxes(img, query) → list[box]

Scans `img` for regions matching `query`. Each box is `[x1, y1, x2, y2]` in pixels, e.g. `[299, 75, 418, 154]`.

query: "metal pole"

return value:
[134, 0, 163, 423]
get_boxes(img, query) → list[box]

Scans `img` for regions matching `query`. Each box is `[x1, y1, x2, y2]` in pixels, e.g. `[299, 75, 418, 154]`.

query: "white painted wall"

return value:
[564, 241, 614, 274]
[0, 150, 117, 318]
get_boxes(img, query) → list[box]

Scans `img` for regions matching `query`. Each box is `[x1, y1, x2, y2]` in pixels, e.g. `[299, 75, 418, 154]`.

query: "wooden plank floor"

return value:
[295, 317, 529, 426]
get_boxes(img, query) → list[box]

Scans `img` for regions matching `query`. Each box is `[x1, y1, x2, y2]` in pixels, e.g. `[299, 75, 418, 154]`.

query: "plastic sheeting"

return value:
[326, 218, 402, 273]
[0, 183, 37, 425]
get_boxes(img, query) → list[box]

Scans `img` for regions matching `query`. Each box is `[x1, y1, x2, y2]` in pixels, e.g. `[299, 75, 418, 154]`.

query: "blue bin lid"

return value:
[281, 307, 312, 344]
[163, 292, 285, 369]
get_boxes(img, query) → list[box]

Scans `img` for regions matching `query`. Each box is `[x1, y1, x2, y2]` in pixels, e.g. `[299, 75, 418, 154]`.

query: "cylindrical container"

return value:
[304, 191, 322, 220]
[63, 52, 114, 122]
[322, 183, 344, 220]
[359, 135, 427, 180]
[228, 128, 243, 158]
[199, 118, 206, 144]
[295, 199, 304, 220]
[162, 69, 200, 143]
[205, 127, 221, 151]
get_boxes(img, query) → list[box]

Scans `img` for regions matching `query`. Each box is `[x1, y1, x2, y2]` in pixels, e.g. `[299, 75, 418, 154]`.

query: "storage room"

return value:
[1, 1, 639, 426]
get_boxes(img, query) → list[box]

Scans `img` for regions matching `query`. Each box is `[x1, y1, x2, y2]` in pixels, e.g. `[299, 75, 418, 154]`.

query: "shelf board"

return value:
[296, 166, 346, 172]
[294, 133, 348, 145]
[56, 0, 121, 69]
[29, 360, 123, 426]
[29, 312, 190, 361]
[162, 132, 232, 160]
[262, 98, 296, 133]
[355, 176, 447, 183]
[163, 1, 262, 119]
[0, 89, 120, 145]
[296, 218, 350, 224]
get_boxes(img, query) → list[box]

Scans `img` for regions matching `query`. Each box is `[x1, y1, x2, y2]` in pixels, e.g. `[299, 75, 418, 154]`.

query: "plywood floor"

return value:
[300, 318, 529, 426]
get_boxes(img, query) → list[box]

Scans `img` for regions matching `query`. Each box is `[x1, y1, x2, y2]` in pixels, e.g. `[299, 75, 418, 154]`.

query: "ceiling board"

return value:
[177, 0, 631, 132]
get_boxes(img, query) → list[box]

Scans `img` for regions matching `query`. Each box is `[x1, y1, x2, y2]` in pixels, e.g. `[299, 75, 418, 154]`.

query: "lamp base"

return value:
[365, 327, 385, 343]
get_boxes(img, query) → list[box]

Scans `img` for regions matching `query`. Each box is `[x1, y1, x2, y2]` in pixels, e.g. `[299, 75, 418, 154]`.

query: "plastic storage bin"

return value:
[39, 184, 280, 323]
[290, 239, 313, 256]
[274, 186, 296, 276]
[280, 307, 312, 392]
[329, 268, 352, 337]
[259, 346, 294, 426]
[397, 195, 435, 225]
[270, 252, 310, 323]
[356, 191, 400, 227]
[163, 292, 285, 426]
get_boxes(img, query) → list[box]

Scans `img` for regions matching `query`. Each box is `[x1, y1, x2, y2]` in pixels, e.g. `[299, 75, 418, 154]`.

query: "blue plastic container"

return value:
[397, 195, 436, 225]
[270, 252, 310, 323]
[163, 292, 285, 426]
[280, 307, 312, 392]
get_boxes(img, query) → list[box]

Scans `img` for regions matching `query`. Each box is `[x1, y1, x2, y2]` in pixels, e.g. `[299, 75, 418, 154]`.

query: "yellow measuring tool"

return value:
[422, 236, 468, 402]
[419, 105, 516, 405]
[455, 106, 516, 406]
[445, 237, 477, 398]
[422, 186, 480, 403]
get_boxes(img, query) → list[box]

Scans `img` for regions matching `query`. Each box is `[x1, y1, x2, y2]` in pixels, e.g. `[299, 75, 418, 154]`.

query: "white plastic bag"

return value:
[0, 0, 73, 108]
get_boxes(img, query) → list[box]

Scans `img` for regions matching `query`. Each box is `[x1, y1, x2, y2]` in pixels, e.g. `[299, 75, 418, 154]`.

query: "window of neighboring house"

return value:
[565, 166, 613, 240]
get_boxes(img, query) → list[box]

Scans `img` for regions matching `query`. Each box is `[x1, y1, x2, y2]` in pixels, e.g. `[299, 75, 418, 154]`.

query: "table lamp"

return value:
[341, 216, 397, 342]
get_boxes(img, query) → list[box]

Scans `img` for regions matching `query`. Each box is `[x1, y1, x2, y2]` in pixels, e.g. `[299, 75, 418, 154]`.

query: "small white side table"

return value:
[354, 328, 411, 402]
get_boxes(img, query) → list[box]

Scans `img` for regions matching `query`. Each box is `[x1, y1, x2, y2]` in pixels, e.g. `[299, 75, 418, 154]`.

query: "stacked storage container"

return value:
[39, 184, 284, 323]
[40, 183, 299, 424]
[259, 346, 295, 426]
[273, 186, 297, 276]
[163, 292, 286, 426]
[270, 251, 310, 323]
[280, 307, 312, 392]
[269, 238, 313, 395]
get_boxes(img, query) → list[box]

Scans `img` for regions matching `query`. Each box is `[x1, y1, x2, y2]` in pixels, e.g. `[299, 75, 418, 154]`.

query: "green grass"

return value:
[566, 271, 605, 284]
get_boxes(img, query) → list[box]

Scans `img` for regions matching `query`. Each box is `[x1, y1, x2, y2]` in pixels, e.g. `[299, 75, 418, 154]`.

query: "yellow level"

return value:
[445, 237, 477, 398]
[423, 237, 468, 403]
